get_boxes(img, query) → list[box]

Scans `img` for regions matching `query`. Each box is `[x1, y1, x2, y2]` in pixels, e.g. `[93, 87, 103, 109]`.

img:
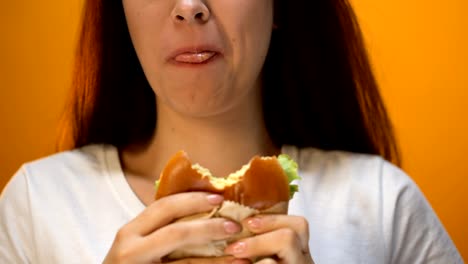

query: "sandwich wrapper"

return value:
[165, 200, 288, 260]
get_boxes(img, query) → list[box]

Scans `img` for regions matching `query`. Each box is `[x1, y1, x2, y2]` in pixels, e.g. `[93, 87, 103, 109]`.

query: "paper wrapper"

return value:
[164, 201, 288, 260]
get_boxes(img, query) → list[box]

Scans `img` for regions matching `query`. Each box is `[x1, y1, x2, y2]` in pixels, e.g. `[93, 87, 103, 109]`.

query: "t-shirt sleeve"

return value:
[0, 166, 35, 263]
[381, 162, 463, 264]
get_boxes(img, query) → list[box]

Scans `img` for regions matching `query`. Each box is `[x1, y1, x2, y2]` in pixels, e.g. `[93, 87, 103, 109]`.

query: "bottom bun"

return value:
[164, 201, 288, 261]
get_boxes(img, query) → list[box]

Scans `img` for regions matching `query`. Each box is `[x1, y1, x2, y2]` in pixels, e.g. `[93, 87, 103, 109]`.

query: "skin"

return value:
[123, 0, 272, 118]
[104, 0, 315, 263]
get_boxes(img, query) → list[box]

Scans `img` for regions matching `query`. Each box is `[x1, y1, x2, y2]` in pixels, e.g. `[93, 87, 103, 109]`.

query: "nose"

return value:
[172, 0, 210, 24]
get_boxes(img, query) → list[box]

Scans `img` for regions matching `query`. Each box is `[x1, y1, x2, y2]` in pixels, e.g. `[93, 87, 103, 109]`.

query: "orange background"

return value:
[0, 0, 466, 260]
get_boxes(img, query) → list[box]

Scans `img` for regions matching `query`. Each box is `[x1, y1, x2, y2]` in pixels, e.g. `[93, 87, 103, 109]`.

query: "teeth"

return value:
[175, 51, 216, 63]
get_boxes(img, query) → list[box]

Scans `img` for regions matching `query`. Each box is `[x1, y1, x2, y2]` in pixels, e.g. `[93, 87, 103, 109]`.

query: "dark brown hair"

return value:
[59, 0, 401, 165]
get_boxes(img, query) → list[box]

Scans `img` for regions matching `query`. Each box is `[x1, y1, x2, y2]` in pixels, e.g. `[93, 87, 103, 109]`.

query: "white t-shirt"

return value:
[0, 144, 463, 263]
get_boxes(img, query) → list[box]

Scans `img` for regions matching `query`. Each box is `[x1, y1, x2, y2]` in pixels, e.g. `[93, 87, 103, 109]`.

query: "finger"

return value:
[224, 228, 304, 263]
[126, 192, 224, 235]
[138, 218, 242, 261]
[167, 256, 250, 264]
[243, 214, 309, 251]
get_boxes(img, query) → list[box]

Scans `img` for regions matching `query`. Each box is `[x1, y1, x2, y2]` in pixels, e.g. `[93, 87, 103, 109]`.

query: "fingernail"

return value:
[224, 221, 241, 234]
[247, 217, 261, 229]
[206, 194, 224, 205]
[226, 242, 246, 254]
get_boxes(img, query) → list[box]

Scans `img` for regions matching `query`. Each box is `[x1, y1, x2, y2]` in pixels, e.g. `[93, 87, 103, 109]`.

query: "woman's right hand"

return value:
[103, 192, 248, 264]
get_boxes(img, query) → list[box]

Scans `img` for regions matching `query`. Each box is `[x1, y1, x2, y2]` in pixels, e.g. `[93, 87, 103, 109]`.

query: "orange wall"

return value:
[352, 0, 468, 259]
[0, 0, 466, 260]
[0, 0, 83, 182]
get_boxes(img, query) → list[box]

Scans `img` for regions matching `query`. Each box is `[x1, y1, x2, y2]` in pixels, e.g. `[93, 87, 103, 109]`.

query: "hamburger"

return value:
[154, 150, 300, 260]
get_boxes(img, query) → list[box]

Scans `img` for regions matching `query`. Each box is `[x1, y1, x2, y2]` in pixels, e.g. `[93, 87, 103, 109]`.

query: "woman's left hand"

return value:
[224, 215, 315, 263]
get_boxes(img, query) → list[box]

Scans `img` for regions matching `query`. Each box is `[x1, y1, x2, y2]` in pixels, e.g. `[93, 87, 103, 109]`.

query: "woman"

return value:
[0, 0, 462, 263]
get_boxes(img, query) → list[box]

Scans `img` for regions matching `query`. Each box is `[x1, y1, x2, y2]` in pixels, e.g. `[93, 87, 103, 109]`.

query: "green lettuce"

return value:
[277, 154, 301, 199]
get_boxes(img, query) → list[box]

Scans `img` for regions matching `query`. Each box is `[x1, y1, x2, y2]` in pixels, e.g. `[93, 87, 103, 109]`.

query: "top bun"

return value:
[155, 151, 291, 210]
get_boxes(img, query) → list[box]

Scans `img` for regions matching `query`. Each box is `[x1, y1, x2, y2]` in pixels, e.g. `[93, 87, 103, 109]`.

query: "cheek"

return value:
[123, 2, 168, 72]
[227, 1, 273, 75]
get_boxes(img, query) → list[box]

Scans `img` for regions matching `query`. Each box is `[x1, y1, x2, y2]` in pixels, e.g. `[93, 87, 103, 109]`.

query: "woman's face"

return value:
[123, 0, 274, 117]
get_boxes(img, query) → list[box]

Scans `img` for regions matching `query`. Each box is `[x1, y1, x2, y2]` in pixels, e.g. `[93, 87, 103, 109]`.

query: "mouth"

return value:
[173, 51, 217, 64]
[168, 45, 222, 65]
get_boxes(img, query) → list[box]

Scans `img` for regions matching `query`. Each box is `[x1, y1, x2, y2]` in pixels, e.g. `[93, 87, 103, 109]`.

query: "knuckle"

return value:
[111, 243, 138, 262]
[110, 228, 142, 262]
[293, 216, 310, 249]
[279, 228, 299, 246]
[295, 216, 309, 233]
[139, 204, 157, 219]
[115, 227, 131, 242]
[115, 248, 132, 262]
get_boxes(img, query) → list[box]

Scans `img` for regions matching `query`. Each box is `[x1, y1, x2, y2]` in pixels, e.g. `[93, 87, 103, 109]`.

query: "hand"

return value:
[224, 214, 315, 264]
[103, 192, 249, 264]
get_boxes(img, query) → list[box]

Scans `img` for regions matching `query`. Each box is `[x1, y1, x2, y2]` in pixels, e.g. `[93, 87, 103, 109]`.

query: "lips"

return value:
[168, 45, 222, 65]
[174, 51, 216, 63]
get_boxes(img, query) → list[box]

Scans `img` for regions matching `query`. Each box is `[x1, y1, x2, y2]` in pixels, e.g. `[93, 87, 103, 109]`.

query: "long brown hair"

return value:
[59, 0, 401, 165]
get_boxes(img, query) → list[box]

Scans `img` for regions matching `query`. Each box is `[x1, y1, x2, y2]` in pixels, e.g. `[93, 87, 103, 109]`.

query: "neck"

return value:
[121, 89, 279, 182]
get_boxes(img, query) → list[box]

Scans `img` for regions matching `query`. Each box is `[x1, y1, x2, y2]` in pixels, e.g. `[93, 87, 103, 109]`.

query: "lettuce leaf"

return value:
[277, 154, 301, 199]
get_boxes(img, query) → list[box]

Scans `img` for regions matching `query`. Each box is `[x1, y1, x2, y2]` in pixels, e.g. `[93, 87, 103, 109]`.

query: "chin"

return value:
[160, 89, 241, 118]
